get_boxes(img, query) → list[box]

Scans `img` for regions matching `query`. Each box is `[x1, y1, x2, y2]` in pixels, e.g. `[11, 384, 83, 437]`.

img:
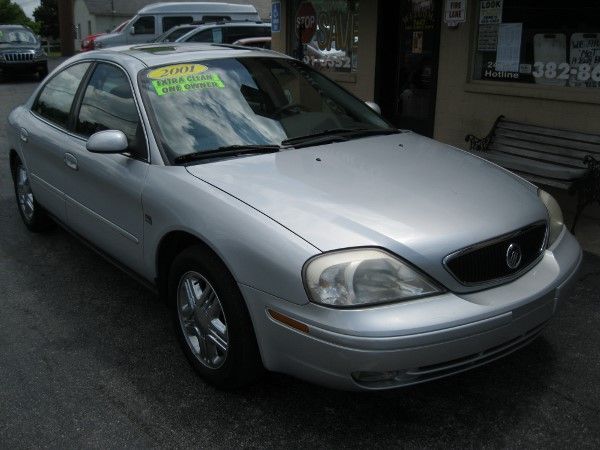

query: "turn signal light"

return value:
[267, 309, 309, 333]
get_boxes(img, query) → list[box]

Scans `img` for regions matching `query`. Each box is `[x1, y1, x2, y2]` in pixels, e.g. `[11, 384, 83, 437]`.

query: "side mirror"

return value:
[86, 130, 128, 153]
[365, 101, 381, 115]
[129, 26, 136, 35]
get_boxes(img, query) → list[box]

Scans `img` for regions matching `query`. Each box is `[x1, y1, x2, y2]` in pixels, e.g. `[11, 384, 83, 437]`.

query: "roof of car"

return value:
[195, 21, 270, 28]
[80, 42, 283, 68]
[137, 2, 257, 14]
[176, 21, 270, 42]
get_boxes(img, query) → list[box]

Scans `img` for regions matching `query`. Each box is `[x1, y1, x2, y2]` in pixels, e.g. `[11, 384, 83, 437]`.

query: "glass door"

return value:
[379, 0, 441, 137]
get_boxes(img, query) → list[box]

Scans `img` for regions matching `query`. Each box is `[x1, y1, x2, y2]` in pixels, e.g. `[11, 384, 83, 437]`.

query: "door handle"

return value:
[64, 153, 78, 171]
[19, 128, 28, 143]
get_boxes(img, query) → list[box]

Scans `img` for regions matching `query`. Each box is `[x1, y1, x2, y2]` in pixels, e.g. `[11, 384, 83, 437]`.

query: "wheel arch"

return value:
[155, 230, 231, 300]
[9, 149, 21, 180]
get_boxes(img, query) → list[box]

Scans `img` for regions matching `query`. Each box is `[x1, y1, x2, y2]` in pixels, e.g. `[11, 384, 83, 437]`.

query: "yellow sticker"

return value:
[147, 63, 208, 80]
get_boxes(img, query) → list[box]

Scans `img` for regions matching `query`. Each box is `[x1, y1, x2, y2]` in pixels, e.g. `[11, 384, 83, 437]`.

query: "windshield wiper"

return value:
[173, 144, 281, 165]
[281, 128, 401, 148]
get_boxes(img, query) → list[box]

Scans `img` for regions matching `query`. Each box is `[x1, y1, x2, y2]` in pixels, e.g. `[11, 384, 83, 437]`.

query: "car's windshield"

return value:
[140, 57, 391, 162]
[112, 20, 130, 33]
[0, 28, 37, 44]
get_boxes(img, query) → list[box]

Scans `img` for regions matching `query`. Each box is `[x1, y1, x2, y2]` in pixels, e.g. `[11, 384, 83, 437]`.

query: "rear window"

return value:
[186, 28, 222, 43]
[162, 16, 193, 32]
[201, 16, 231, 22]
[224, 26, 270, 44]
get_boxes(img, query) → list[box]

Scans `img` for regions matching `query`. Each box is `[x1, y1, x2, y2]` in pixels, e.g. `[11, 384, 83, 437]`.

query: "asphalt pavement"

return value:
[1, 59, 599, 449]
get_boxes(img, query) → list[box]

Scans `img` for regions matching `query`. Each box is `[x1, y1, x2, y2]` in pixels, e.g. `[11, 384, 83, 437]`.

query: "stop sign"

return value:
[295, 1, 317, 44]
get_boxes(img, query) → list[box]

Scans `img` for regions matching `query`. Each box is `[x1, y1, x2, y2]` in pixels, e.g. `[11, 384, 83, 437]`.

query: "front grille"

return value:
[444, 222, 547, 285]
[3, 52, 34, 62]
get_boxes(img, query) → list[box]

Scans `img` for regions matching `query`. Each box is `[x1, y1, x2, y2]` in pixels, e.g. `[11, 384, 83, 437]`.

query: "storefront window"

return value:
[472, 0, 600, 88]
[289, 0, 359, 73]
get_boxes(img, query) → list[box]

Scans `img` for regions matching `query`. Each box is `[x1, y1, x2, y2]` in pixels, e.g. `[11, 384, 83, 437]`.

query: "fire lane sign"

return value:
[445, 0, 466, 27]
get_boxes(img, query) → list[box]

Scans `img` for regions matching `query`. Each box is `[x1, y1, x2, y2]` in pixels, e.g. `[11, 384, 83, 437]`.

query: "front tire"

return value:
[168, 246, 263, 388]
[38, 63, 48, 80]
[12, 159, 52, 232]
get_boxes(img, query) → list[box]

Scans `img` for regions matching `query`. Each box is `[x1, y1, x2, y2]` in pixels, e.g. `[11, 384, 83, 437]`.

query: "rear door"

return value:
[64, 62, 149, 272]
[23, 62, 91, 222]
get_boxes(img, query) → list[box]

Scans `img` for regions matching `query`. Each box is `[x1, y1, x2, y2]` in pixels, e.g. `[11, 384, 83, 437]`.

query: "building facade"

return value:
[272, 0, 600, 147]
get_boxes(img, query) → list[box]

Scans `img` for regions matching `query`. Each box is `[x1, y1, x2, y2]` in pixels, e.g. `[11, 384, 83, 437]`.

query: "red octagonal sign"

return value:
[295, 1, 317, 44]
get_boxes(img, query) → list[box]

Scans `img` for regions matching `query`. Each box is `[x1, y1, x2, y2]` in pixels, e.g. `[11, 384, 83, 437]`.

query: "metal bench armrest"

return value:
[465, 115, 505, 152]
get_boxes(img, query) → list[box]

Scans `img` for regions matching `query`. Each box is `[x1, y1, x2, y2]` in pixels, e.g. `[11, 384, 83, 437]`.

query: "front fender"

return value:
[141, 165, 320, 305]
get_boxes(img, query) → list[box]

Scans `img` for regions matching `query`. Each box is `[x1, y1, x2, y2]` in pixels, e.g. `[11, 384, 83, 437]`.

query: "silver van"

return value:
[94, 2, 260, 48]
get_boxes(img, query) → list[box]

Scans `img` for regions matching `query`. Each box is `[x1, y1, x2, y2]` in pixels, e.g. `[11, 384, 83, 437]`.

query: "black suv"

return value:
[0, 25, 48, 80]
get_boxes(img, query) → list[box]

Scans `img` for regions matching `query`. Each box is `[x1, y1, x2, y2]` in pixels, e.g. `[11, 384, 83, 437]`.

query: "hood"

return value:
[0, 44, 39, 51]
[186, 133, 548, 292]
[95, 33, 121, 43]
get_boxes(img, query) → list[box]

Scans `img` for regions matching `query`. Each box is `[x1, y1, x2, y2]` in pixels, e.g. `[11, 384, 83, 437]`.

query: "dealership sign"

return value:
[295, 1, 317, 44]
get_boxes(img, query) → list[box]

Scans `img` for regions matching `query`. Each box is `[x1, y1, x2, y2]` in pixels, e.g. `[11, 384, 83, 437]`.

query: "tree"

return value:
[0, 0, 37, 30]
[33, 0, 59, 39]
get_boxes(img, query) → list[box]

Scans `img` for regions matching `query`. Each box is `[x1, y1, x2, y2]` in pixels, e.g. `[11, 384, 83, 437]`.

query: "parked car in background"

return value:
[94, 2, 260, 48]
[232, 36, 271, 49]
[152, 23, 200, 43]
[0, 25, 47, 79]
[7, 43, 581, 391]
[81, 19, 130, 52]
[176, 21, 270, 44]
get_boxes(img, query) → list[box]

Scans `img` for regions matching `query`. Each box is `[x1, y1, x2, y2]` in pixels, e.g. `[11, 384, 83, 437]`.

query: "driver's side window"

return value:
[75, 63, 147, 159]
[132, 16, 155, 35]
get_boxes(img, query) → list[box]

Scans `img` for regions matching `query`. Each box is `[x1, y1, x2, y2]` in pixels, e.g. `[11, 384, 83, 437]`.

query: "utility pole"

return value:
[57, 0, 75, 57]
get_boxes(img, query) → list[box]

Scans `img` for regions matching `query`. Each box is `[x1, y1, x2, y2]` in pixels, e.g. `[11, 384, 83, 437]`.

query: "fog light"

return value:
[352, 370, 401, 383]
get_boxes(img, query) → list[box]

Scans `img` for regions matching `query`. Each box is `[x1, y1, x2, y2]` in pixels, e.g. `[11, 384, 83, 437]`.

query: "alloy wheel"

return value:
[177, 271, 229, 369]
[16, 165, 34, 221]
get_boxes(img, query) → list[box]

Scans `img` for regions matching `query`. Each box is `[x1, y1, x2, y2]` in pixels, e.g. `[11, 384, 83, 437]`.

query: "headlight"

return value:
[538, 189, 564, 247]
[303, 248, 442, 308]
[34, 48, 46, 59]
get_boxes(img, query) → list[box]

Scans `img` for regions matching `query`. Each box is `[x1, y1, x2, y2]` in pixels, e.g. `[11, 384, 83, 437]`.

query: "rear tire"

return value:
[168, 245, 263, 389]
[12, 158, 53, 232]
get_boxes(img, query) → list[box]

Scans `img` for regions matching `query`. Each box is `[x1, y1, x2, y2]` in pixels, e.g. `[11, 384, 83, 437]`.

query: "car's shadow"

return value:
[0, 72, 42, 85]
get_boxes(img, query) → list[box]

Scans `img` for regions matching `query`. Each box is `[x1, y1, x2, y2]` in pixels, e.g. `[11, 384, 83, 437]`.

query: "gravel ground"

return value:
[1, 58, 599, 449]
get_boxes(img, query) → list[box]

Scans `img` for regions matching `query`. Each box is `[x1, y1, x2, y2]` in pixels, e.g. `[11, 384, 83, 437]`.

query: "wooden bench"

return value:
[466, 115, 600, 232]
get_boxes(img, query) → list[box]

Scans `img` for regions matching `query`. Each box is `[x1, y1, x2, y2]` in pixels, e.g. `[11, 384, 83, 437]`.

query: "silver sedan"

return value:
[7, 43, 581, 390]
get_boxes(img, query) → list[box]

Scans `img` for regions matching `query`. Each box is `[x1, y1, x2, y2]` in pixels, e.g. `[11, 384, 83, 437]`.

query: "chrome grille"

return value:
[3, 52, 34, 62]
[444, 222, 547, 285]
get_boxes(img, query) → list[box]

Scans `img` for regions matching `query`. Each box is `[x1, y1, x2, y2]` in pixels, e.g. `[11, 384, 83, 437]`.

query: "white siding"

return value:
[95, 16, 129, 34]
[73, 0, 93, 49]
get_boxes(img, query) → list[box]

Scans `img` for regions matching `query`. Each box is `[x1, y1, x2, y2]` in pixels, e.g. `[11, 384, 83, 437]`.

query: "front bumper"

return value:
[0, 60, 47, 73]
[242, 228, 582, 390]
